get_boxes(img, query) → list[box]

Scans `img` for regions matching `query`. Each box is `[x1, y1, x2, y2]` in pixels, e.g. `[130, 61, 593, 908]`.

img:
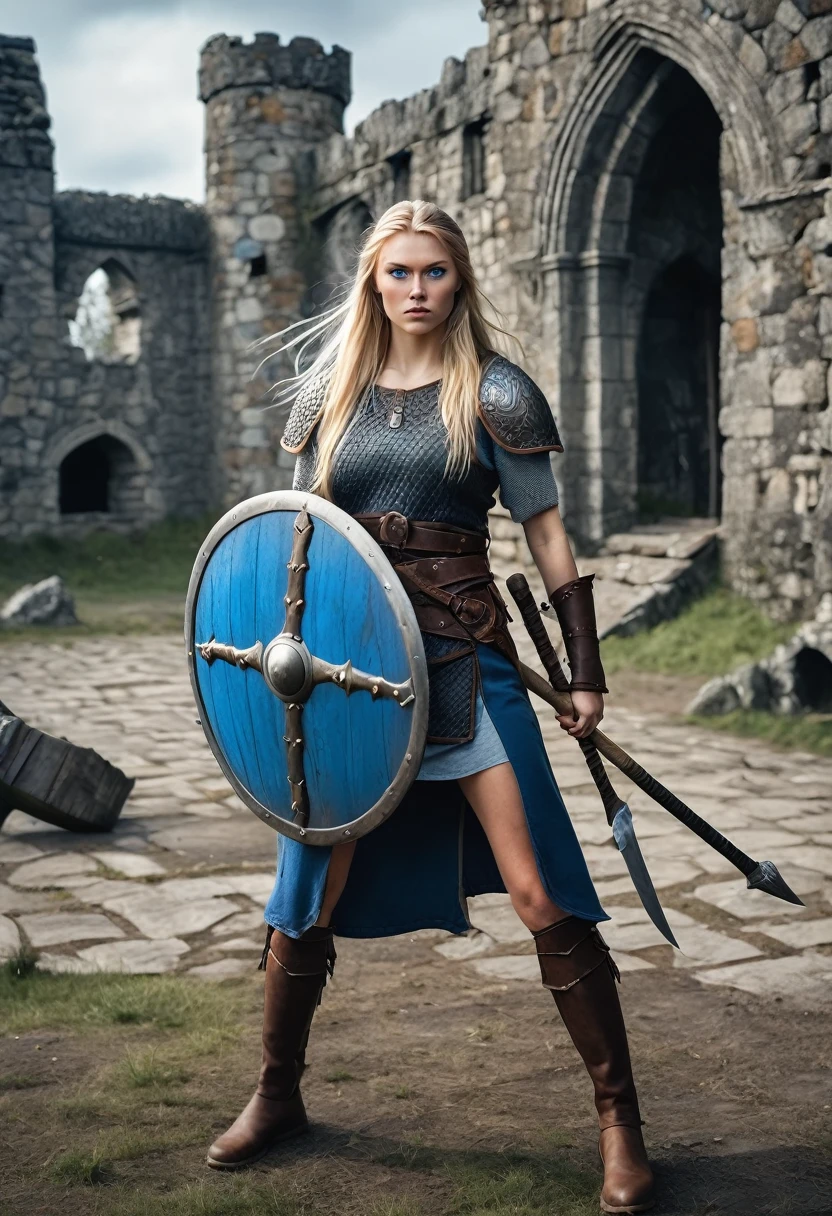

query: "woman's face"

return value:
[373, 230, 462, 337]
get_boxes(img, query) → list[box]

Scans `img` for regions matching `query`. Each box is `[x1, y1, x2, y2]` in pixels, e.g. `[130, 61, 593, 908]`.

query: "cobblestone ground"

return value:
[0, 631, 831, 1006]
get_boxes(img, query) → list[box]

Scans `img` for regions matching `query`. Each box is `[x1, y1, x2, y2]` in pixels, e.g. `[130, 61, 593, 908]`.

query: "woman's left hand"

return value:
[556, 690, 604, 739]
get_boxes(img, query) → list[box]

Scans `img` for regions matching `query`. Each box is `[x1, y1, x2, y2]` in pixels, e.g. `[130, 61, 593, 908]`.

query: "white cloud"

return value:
[43, 9, 209, 200]
[11, 1, 485, 201]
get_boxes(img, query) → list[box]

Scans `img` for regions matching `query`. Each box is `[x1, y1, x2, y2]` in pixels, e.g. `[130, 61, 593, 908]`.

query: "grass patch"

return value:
[689, 709, 832, 758]
[120, 1047, 191, 1089]
[98, 1179, 309, 1215]
[601, 584, 794, 678]
[0, 514, 215, 600]
[0, 966, 251, 1036]
[325, 1067, 354, 1084]
[445, 1153, 598, 1215]
[0, 513, 216, 641]
[364, 1141, 598, 1214]
[0, 1073, 43, 1092]
[49, 1146, 107, 1186]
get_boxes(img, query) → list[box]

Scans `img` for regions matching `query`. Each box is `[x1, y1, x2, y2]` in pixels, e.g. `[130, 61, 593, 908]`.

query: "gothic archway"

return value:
[533, 5, 782, 547]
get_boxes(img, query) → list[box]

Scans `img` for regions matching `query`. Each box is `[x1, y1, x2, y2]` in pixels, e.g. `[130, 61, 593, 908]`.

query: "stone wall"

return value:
[4, 7, 832, 619]
[0, 36, 213, 539]
[289, 0, 832, 620]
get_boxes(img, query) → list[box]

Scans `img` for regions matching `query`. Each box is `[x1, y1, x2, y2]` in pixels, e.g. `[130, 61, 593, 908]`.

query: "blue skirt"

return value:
[263, 641, 607, 938]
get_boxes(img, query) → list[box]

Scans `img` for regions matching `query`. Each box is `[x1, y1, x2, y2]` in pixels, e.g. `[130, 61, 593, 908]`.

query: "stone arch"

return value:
[539, 2, 783, 257]
[46, 422, 152, 520]
[534, 5, 770, 545]
[68, 257, 142, 365]
[45, 420, 151, 474]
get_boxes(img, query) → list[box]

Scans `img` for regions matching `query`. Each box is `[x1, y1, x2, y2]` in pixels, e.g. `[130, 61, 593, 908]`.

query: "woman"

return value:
[207, 201, 655, 1215]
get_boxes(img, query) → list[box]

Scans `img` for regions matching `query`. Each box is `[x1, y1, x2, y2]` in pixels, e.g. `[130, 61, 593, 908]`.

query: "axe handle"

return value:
[515, 657, 757, 879]
[505, 573, 623, 826]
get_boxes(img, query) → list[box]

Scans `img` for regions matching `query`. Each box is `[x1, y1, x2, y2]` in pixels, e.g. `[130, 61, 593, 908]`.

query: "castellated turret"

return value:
[200, 33, 351, 504]
[0, 36, 59, 530]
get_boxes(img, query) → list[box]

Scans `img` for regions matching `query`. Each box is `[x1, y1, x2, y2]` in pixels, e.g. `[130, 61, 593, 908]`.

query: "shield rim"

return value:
[185, 491, 429, 846]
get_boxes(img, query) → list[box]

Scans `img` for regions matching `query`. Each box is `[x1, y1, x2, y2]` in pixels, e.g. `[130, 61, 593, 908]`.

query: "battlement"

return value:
[199, 32, 351, 108]
[0, 33, 51, 170]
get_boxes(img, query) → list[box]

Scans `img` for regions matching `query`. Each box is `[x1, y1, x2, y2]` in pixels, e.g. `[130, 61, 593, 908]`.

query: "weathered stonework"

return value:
[0, 36, 213, 538]
[2, 5, 832, 618]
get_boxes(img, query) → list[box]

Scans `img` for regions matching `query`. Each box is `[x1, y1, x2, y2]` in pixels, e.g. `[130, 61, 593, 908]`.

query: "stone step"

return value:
[601, 518, 719, 561]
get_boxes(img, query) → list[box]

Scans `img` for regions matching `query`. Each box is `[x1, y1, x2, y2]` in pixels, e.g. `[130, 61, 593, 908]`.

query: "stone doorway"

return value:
[541, 48, 725, 548]
[637, 257, 722, 520]
[59, 434, 139, 516]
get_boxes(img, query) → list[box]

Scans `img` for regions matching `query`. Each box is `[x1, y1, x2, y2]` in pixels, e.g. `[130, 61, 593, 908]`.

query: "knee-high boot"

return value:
[206, 924, 335, 1169]
[533, 916, 654, 1214]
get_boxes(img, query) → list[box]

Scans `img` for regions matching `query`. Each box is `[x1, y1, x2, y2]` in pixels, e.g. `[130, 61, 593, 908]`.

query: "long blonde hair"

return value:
[265, 200, 521, 499]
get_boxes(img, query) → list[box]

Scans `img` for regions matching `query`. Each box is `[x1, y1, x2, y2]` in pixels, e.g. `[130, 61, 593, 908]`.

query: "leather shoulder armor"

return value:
[477, 354, 563, 454]
[280, 374, 329, 454]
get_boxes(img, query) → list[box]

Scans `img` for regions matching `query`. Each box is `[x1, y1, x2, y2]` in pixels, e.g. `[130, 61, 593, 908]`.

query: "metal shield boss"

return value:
[186, 492, 428, 845]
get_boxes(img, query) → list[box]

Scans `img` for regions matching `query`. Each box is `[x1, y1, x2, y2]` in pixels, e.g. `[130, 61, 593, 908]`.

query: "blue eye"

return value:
[390, 268, 407, 279]
[428, 267, 446, 278]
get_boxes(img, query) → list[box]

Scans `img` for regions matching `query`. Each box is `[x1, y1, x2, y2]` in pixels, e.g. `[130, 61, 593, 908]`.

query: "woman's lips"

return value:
[405, 308, 429, 315]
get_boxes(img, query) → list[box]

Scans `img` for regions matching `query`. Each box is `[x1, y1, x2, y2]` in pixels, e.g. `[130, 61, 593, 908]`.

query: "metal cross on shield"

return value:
[185, 492, 429, 845]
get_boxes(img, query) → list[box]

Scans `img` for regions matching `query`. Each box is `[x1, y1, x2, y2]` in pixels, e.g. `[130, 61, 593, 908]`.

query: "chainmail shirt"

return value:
[291, 379, 559, 744]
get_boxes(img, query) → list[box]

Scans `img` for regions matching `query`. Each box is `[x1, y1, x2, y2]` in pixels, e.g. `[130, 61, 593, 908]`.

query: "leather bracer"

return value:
[546, 573, 608, 694]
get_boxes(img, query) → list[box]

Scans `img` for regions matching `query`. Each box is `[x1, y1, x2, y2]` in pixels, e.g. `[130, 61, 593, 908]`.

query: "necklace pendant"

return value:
[388, 404, 404, 429]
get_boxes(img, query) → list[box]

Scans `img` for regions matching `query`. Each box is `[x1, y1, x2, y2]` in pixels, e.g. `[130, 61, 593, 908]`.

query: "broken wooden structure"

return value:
[0, 699, 134, 833]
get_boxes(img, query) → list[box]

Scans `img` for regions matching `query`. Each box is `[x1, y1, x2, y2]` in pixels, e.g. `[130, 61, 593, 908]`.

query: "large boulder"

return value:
[0, 576, 78, 628]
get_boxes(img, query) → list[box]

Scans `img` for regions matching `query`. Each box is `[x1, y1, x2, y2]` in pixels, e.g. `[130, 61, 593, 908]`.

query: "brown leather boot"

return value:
[533, 916, 655, 1214]
[206, 924, 335, 1169]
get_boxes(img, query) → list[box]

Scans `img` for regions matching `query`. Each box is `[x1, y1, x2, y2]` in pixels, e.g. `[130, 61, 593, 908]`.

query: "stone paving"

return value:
[0, 632, 831, 1006]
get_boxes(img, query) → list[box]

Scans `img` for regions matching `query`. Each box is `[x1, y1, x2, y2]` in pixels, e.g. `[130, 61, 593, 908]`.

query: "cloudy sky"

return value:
[0, 1, 485, 201]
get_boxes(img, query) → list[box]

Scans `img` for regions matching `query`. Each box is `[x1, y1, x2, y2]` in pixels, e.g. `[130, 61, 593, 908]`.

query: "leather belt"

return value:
[353, 511, 520, 668]
[354, 511, 488, 555]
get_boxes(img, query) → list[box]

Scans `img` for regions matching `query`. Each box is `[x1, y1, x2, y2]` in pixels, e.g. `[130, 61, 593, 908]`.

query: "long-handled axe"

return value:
[505, 573, 804, 913]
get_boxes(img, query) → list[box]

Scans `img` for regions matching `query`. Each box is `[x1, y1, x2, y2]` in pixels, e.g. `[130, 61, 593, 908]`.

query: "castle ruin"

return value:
[2, 0, 832, 621]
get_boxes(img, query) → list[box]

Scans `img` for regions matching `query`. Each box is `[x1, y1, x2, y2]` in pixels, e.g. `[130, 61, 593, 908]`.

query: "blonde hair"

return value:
[264, 200, 521, 499]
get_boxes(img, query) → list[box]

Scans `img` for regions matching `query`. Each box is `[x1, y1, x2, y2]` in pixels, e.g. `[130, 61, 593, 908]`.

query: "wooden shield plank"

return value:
[186, 493, 428, 845]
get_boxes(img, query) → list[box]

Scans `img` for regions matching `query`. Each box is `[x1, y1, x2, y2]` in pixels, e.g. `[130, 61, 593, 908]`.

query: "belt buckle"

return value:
[378, 511, 409, 547]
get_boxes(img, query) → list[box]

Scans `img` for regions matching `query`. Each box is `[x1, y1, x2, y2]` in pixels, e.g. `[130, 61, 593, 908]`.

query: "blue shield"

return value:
[185, 492, 428, 845]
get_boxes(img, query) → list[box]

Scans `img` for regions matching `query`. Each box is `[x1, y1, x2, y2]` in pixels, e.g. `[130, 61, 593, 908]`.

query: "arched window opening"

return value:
[793, 647, 832, 713]
[59, 435, 136, 515]
[68, 261, 141, 364]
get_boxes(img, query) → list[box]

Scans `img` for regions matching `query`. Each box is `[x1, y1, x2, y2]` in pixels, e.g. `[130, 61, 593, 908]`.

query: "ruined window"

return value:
[68, 261, 141, 364]
[234, 236, 268, 278]
[388, 149, 412, 202]
[462, 116, 488, 200]
[59, 434, 135, 515]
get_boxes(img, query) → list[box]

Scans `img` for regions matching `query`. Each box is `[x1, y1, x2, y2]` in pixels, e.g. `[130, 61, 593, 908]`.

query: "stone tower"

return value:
[199, 33, 351, 506]
[0, 36, 59, 533]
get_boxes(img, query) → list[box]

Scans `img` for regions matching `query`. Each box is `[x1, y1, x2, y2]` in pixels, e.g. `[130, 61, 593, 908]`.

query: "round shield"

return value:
[185, 492, 428, 846]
